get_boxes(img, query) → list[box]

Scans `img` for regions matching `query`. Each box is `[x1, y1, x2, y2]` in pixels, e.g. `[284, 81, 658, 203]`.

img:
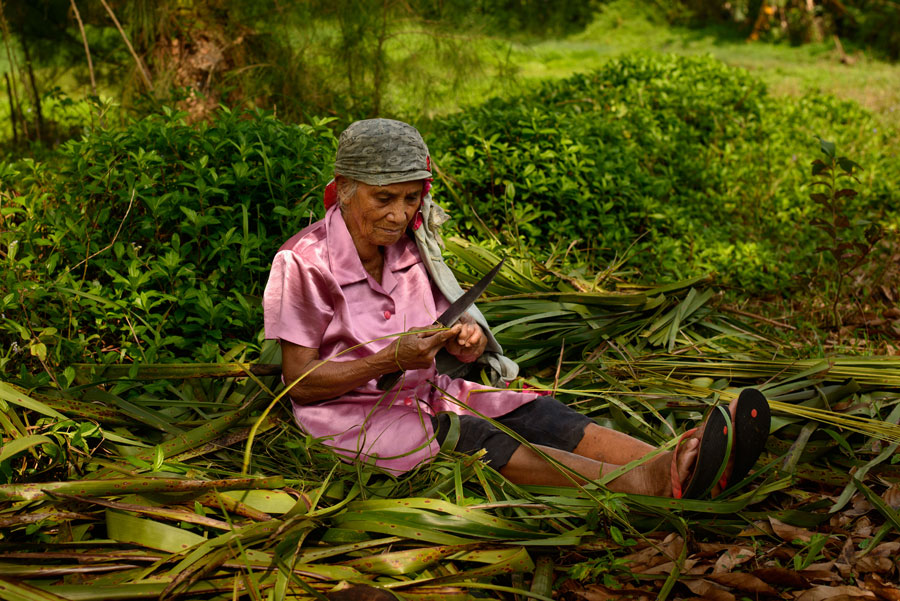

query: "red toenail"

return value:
[751, 409, 758, 418]
[723, 426, 728, 435]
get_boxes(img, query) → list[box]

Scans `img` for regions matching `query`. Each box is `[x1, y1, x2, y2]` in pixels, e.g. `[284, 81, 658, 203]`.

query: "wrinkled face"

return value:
[341, 178, 423, 250]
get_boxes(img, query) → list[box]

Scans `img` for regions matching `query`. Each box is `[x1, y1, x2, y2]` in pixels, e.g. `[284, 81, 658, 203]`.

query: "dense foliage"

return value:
[2, 108, 334, 380]
[428, 53, 898, 291]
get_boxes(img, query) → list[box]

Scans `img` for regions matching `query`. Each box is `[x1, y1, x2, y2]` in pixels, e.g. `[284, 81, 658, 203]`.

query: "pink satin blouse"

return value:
[263, 204, 538, 474]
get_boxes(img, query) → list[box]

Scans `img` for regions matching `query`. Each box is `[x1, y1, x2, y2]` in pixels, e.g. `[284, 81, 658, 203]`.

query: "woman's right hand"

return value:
[387, 325, 461, 371]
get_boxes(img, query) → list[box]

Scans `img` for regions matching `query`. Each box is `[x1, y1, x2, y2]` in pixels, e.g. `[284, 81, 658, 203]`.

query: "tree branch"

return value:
[69, 0, 97, 96]
[99, 0, 153, 91]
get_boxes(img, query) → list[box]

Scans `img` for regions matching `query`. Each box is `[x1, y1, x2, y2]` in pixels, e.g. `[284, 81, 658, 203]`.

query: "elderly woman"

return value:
[263, 119, 769, 498]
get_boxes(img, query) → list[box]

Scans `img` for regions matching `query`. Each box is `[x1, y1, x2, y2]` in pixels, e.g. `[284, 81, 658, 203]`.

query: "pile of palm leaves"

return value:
[2, 240, 900, 600]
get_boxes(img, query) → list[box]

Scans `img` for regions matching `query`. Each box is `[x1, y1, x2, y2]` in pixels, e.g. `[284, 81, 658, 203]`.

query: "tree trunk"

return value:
[804, 0, 824, 42]
[0, 0, 28, 139]
[5, 72, 16, 143]
[20, 36, 42, 141]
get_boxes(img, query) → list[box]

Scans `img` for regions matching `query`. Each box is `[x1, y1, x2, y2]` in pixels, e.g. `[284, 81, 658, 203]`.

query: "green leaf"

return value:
[0, 435, 55, 463]
[817, 137, 836, 159]
[0, 382, 69, 420]
[106, 510, 206, 553]
[0, 577, 73, 601]
[837, 156, 862, 173]
[29, 342, 47, 361]
[152, 445, 165, 471]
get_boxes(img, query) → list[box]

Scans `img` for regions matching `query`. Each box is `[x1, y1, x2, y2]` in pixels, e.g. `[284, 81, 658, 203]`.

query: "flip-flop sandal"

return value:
[671, 405, 733, 499]
[720, 388, 771, 490]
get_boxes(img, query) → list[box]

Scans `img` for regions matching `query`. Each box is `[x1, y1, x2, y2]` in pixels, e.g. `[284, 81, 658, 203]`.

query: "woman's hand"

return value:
[444, 313, 487, 363]
[388, 325, 460, 371]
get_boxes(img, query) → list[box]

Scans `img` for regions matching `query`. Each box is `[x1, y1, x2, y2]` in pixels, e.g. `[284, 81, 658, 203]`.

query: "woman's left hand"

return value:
[445, 313, 487, 363]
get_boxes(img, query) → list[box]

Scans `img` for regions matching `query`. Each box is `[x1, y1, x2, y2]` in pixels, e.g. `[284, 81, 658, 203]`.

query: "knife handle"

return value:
[377, 370, 403, 391]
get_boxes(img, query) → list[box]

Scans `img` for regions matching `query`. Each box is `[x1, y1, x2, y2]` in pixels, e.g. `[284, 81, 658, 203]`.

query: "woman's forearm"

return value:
[281, 326, 460, 405]
[282, 343, 398, 405]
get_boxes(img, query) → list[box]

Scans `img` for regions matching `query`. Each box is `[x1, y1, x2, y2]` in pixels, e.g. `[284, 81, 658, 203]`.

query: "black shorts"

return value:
[430, 396, 593, 470]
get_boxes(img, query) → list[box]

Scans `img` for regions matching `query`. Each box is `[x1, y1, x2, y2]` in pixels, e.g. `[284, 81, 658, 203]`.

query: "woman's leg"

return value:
[565, 398, 741, 492]
[571, 423, 656, 464]
[499, 438, 700, 497]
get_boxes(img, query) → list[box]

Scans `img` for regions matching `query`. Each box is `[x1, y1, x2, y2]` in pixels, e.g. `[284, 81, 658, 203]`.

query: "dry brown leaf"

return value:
[853, 516, 874, 538]
[622, 546, 661, 567]
[770, 517, 815, 543]
[801, 566, 841, 583]
[712, 546, 754, 574]
[739, 521, 774, 537]
[682, 578, 736, 601]
[855, 556, 894, 574]
[794, 585, 877, 601]
[867, 542, 900, 558]
[623, 545, 669, 574]
[707, 572, 779, 595]
[661, 533, 685, 561]
[847, 493, 874, 517]
[638, 558, 697, 575]
[752, 567, 811, 589]
[836, 536, 857, 576]
[882, 484, 900, 511]
[831, 513, 854, 529]
[686, 561, 712, 576]
[808, 597, 884, 601]
[864, 574, 900, 601]
[698, 543, 741, 554]
[556, 580, 653, 601]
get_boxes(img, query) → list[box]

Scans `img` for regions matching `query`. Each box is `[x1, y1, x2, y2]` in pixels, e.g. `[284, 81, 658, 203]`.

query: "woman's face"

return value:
[341, 178, 423, 252]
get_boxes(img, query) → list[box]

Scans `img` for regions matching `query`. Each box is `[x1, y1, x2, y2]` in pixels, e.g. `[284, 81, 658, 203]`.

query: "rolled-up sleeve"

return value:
[263, 250, 334, 348]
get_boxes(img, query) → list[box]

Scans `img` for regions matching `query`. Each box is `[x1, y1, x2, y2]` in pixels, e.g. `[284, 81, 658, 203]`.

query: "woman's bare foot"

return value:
[672, 437, 700, 495]
[599, 438, 700, 497]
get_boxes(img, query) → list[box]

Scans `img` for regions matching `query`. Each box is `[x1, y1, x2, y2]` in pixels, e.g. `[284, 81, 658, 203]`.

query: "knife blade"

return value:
[376, 257, 506, 391]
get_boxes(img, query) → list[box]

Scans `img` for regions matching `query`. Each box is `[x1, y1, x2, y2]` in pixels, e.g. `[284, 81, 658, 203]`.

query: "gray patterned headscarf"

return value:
[334, 118, 432, 185]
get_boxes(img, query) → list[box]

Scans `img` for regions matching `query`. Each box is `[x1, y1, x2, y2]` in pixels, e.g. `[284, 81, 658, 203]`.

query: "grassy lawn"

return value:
[395, 0, 900, 133]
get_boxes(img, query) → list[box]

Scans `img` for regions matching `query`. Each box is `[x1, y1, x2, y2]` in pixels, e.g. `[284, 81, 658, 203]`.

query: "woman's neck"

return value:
[350, 233, 385, 284]
[360, 248, 384, 284]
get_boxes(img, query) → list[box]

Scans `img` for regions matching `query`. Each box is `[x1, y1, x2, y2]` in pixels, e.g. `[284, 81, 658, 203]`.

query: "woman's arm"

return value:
[282, 324, 463, 404]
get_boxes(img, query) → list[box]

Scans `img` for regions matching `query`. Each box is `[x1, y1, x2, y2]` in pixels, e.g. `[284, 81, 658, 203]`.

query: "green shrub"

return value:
[1, 108, 335, 380]
[428, 53, 898, 292]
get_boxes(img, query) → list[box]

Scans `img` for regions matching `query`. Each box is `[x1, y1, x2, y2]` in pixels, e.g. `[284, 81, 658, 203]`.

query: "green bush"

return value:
[428, 53, 898, 291]
[1, 108, 335, 380]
